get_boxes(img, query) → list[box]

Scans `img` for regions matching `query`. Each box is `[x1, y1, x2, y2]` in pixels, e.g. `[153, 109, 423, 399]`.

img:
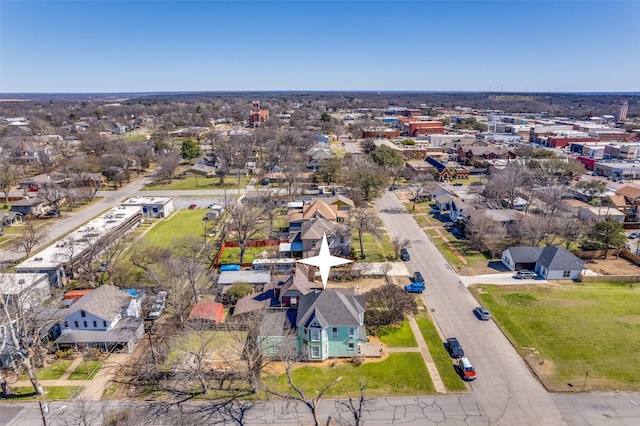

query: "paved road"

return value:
[374, 191, 565, 425]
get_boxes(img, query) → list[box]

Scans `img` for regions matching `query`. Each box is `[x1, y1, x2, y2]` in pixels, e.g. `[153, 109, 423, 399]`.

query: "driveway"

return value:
[459, 272, 548, 286]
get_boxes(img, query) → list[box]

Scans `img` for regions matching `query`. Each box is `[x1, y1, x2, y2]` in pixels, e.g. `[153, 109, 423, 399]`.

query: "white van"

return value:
[458, 357, 476, 381]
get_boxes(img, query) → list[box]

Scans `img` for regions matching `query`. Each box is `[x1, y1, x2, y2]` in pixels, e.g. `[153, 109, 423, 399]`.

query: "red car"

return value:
[188, 204, 197, 209]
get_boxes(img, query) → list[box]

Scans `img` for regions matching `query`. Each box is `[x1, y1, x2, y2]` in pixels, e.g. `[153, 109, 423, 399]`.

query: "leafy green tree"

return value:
[320, 111, 332, 123]
[344, 160, 388, 203]
[575, 180, 607, 201]
[226, 282, 254, 305]
[369, 145, 404, 172]
[314, 157, 342, 184]
[587, 217, 627, 259]
[180, 139, 201, 162]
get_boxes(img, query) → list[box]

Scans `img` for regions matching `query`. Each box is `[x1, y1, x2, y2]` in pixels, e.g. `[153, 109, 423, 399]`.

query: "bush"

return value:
[55, 349, 74, 360]
[227, 282, 254, 305]
[351, 355, 365, 366]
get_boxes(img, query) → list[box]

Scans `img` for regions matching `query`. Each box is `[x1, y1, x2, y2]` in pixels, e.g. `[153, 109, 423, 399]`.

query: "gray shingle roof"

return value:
[506, 247, 544, 264]
[537, 246, 584, 271]
[69, 285, 132, 321]
[296, 290, 365, 328]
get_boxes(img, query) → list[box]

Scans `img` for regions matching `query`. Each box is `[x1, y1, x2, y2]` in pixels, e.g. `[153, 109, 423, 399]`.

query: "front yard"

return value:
[471, 282, 640, 391]
[144, 175, 252, 191]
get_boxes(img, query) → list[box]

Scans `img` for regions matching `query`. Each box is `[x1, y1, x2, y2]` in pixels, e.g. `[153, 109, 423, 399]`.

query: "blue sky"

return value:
[1, 1, 639, 93]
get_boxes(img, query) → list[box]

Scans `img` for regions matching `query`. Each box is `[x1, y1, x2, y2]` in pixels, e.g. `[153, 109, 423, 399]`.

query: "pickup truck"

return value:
[405, 282, 425, 293]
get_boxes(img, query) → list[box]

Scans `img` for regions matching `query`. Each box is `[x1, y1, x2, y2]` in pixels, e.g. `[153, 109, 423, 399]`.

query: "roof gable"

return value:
[505, 247, 544, 264]
[537, 246, 584, 271]
[616, 185, 640, 201]
[68, 285, 132, 320]
[296, 290, 365, 328]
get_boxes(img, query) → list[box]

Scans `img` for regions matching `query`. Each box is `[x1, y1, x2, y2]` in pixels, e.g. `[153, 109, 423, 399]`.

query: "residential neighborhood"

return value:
[1, 91, 640, 425]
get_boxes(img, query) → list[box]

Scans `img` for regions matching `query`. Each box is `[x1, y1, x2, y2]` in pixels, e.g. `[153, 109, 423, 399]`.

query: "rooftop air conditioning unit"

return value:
[34, 257, 43, 261]
[18, 279, 25, 285]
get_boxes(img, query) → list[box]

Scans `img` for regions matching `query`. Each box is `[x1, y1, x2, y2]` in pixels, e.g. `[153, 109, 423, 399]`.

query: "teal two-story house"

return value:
[295, 290, 366, 361]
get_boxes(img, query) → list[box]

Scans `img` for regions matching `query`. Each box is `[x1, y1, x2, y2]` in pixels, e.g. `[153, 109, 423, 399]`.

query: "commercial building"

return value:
[122, 196, 174, 218]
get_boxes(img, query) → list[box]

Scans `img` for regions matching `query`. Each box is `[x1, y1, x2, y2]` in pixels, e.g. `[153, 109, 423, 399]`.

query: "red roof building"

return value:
[187, 301, 225, 323]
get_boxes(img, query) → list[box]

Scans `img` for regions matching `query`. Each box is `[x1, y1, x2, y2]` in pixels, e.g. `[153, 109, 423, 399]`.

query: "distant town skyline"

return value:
[1, 1, 639, 94]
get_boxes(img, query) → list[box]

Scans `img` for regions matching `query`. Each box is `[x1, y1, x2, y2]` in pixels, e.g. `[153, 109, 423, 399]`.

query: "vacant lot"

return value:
[471, 282, 640, 391]
[141, 209, 209, 246]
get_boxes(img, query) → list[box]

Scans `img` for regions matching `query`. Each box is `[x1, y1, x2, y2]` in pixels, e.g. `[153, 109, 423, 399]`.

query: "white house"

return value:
[55, 285, 143, 353]
[578, 206, 625, 223]
[501, 246, 585, 280]
[0, 273, 50, 312]
[122, 196, 174, 218]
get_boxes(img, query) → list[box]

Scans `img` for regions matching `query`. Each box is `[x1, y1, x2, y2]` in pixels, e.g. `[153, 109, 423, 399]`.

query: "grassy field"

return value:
[67, 360, 102, 380]
[471, 282, 640, 391]
[144, 175, 252, 191]
[376, 321, 417, 347]
[141, 209, 209, 246]
[264, 352, 435, 397]
[415, 315, 467, 392]
[425, 229, 490, 268]
[20, 360, 72, 381]
[7, 386, 84, 400]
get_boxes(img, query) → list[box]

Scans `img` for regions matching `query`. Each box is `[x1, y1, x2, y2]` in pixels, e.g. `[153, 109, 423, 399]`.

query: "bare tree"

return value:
[392, 237, 411, 259]
[556, 217, 586, 249]
[336, 380, 369, 426]
[173, 236, 207, 304]
[0, 163, 21, 201]
[156, 153, 181, 183]
[226, 203, 265, 263]
[350, 207, 381, 259]
[508, 215, 550, 247]
[245, 190, 281, 239]
[465, 212, 506, 251]
[365, 283, 417, 327]
[12, 219, 48, 258]
[37, 183, 67, 217]
[170, 325, 219, 395]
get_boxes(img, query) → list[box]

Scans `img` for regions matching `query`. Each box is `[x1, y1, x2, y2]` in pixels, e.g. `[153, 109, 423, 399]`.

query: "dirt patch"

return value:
[327, 277, 388, 294]
[457, 261, 503, 276]
[584, 256, 640, 276]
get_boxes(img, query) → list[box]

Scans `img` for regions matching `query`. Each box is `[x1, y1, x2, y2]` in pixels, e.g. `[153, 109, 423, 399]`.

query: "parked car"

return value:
[629, 232, 640, 239]
[412, 271, 424, 284]
[96, 261, 110, 273]
[388, 185, 398, 191]
[405, 282, 425, 294]
[474, 306, 491, 321]
[400, 248, 410, 261]
[188, 204, 197, 209]
[429, 209, 439, 215]
[516, 270, 537, 279]
[457, 357, 476, 381]
[445, 337, 464, 358]
[452, 182, 463, 186]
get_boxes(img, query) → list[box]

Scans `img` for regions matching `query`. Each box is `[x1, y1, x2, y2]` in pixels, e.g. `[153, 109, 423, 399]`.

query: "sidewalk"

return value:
[407, 315, 447, 393]
[10, 353, 130, 401]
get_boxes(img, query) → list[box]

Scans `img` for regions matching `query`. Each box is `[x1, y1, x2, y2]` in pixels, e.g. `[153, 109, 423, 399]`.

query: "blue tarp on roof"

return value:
[291, 242, 303, 251]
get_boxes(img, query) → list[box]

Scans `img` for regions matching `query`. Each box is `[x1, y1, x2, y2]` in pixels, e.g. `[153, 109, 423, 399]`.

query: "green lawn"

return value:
[20, 360, 72, 381]
[218, 246, 279, 264]
[352, 231, 396, 262]
[7, 386, 84, 400]
[165, 330, 247, 368]
[376, 321, 417, 347]
[425, 229, 490, 267]
[415, 315, 467, 392]
[264, 353, 434, 397]
[67, 360, 102, 380]
[141, 209, 209, 246]
[471, 282, 640, 391]
[144, 175, 252, 191]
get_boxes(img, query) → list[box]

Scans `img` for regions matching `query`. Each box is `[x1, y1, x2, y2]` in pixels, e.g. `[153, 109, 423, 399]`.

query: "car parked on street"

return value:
[457, 357, 477, 381]
[188, 204, 197, 209]
[628, 232, 640, 239]
[516, 270, 537, 279]
[401, 248, 410, 261]
[445, 337, 464, 358]
[474, 306, 491, 321]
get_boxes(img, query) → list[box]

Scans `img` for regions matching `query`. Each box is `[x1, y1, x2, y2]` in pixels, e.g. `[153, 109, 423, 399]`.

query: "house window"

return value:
[340, 236, 344, 244]
[349, 327, 356, 338]
[310, 329, 320, 341]
[80, 310, 86, 318]
[332, 327, 338, 338]
[64, 321, 68, 328]
[311, 346, 320, 358]
[74, 321, 79, 328]
[83, 321, 88, 328]
[563, 270, 571, 278]
[103, 321, 107, 327]
[93, 321, 97, 328]
[290, 297, 297, 307]
[339, 205, 348, 211]
[348, 342, 355, 351]
[312, 240, 317, 248]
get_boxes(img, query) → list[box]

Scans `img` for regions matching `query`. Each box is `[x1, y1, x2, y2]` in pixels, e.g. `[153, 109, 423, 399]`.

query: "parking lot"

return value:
[171, 197, 228, 210]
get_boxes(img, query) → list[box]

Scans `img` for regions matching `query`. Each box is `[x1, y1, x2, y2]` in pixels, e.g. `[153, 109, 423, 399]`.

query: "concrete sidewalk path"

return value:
[407, 314, 447, 393]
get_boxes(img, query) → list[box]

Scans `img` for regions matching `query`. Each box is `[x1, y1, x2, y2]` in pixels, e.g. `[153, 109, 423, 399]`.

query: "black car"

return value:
[412, 271, 424, 283]
[446, 337, 464, 358]
[401, 248, 410, 261]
